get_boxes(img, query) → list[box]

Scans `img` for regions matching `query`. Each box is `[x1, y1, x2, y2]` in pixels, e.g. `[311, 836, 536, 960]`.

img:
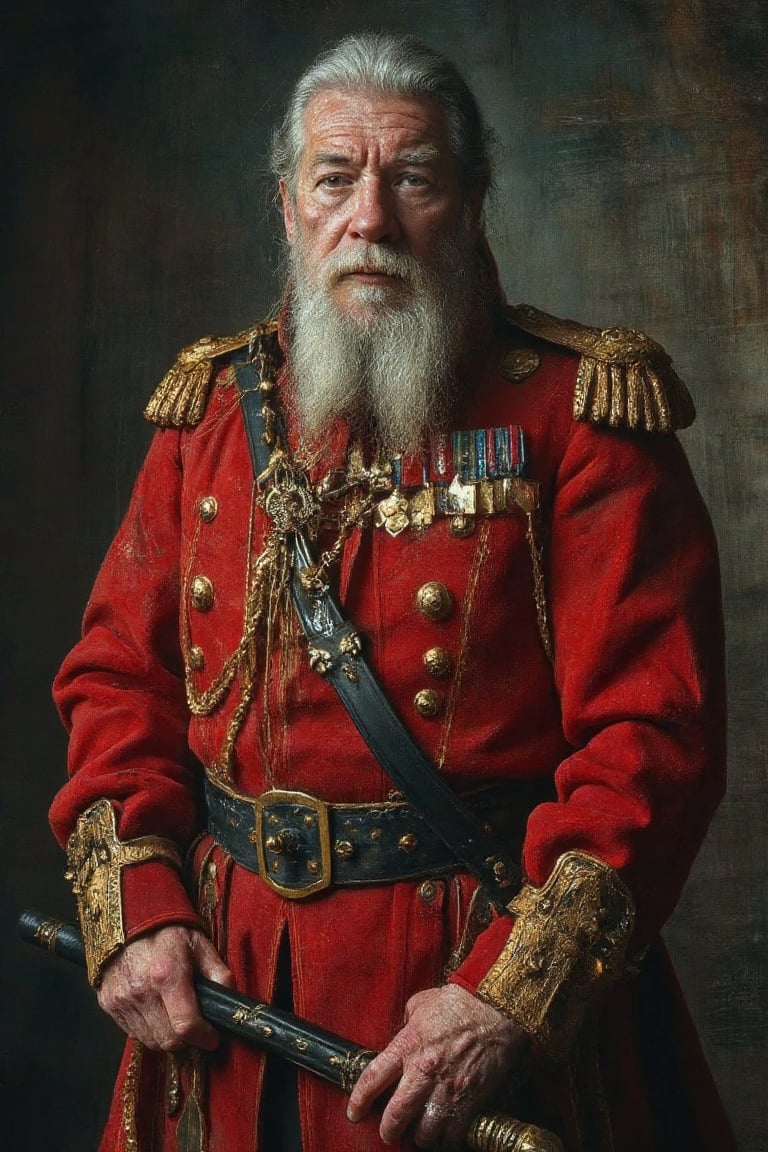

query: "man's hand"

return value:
[347, 984, 528, 1150]
[97, 925, 234, 1052]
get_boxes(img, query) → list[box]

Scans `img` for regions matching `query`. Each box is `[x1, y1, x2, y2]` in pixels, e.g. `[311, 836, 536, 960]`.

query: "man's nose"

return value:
[347, 177, 402, 244]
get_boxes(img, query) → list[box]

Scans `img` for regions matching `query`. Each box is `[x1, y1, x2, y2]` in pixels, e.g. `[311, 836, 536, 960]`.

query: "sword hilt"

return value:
[466, 1112, 564, 1152]
[19, 911, 563, 1152]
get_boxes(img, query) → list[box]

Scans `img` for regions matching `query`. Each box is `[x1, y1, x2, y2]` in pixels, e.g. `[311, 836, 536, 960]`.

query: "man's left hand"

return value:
[346, 984, 528, 1149]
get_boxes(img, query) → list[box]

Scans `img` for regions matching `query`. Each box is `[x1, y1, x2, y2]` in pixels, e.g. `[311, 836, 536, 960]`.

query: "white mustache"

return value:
[320, 245, 420, 286]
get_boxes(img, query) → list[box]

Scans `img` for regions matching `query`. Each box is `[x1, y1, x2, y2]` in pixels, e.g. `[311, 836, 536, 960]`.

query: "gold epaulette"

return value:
[144, 320, 278, 428]
[507, 303, 695, 433]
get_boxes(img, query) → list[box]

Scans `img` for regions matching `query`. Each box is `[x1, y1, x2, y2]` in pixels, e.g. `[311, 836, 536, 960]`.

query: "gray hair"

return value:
[271, 33, 494, 205]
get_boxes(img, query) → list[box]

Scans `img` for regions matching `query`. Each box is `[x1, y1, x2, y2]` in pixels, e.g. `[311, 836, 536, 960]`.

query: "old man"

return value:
[50, 32, 735, 1152]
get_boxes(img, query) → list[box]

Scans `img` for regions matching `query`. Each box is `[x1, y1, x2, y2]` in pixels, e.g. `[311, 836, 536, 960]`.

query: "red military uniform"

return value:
[50, 304, 735, 1151]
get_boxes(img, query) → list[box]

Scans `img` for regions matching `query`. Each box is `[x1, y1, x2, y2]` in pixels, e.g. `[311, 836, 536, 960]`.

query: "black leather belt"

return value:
[205, 776, 550, 900]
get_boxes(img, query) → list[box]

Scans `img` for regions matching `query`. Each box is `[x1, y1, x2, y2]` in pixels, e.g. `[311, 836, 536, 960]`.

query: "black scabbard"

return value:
[18, 910, 374, 1091]
[19, 910, 563, 1152]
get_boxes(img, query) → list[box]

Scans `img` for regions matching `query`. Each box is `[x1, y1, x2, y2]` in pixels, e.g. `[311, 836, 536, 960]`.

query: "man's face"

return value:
[280, 88, 480, 320]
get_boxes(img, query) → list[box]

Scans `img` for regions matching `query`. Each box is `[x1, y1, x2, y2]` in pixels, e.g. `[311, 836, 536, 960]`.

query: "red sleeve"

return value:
[50, 428, 202, 940]
[453, 419, 726, 990]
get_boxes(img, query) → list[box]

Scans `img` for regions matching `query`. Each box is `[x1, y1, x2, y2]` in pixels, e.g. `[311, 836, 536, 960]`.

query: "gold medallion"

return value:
[374, 490, 410, 536]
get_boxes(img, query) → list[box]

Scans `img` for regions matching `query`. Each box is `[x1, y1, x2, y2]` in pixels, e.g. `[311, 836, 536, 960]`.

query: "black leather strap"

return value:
[233, 352, 526, 907]
[205, 776, 541, 894]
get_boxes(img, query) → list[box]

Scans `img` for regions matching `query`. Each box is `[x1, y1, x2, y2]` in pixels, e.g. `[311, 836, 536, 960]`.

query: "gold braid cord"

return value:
[476, 851, 635, 1064]
[182, 333, 385, 780]
[180, 329, 297, 779]
[144, 321, 278, 429]
[507, 303, 695, 433]
[65, 799, 182, 985]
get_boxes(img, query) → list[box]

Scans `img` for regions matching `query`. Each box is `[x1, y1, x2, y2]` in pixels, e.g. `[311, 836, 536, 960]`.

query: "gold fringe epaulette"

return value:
[507, 303, 695, 433]
[144, 320, 278, 428]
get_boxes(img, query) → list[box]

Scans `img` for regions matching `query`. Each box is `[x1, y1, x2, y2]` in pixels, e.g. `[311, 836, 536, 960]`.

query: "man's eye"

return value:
[396, 173, 430, 190]
[317, 175, 350, 189]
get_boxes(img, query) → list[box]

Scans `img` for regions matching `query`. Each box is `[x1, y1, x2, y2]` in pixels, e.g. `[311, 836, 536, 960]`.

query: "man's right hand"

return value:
[97, 925, 234, 1051]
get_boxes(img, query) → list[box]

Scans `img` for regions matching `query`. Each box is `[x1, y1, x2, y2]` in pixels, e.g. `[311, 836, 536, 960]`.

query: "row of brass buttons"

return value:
[414, 582, 455, 720]
[187, 496, 218, 672]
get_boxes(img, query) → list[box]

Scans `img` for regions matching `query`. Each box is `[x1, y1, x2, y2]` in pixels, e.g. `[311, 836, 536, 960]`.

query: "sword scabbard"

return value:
[19, 910, 562, 1152]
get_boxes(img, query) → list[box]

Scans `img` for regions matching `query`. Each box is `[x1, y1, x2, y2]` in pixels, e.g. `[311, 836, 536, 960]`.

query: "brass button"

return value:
[415, 581, 454, 622]
[414, 688, 442, 718]
[334, 840, 355, 860]
[190, 575, 214, 612]
[418, 880, 439, 903]
[499, 347, 541, 383]
[450, 514, 475, 539]
[188, 645, 205, 672]
[398, 834, 418, 854]
[423, 647, 453, 679]
[199, 495, 218, 523]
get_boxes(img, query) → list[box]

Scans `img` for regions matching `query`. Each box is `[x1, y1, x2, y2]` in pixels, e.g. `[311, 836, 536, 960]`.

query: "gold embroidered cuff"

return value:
[64, 799, 183, 986]
[476, 851, 635, 1063]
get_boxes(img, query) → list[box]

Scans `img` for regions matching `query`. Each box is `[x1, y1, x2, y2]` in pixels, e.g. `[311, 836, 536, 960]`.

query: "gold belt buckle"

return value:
[251, 789, 332, 899]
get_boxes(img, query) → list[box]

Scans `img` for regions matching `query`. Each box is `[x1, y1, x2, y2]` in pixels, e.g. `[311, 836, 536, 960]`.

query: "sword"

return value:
[19, 910, 562, 1152]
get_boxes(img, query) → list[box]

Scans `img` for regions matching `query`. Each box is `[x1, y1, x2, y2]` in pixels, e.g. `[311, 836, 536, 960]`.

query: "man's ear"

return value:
[279, 180, 296, 244]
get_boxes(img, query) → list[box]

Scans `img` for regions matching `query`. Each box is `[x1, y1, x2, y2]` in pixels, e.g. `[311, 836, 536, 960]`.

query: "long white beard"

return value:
[285, 231, 486, 456]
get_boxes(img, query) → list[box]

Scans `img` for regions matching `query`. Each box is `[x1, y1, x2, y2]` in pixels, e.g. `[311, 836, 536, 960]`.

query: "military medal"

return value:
[409, 485, 435, 530]
[374, 490, 410, 536]
[447, 474, 477, 515]
[345, 428, 532, 535]
[372, 456, 410, 535]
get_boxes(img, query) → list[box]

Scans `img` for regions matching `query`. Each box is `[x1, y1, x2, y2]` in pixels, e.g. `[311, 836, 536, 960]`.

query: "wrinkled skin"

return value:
[280, 89, 482, 316]
[348, 984, 529, 1150]
[97, 926, 234, 1052]
[99, 930, 526, 1147]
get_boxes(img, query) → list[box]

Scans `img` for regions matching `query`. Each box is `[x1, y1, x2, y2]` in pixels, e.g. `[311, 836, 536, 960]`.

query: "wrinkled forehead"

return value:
[298, 87, 456, 169]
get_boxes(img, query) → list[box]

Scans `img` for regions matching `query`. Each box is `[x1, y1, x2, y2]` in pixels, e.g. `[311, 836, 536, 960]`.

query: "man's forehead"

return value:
[300, 88, 452, 161]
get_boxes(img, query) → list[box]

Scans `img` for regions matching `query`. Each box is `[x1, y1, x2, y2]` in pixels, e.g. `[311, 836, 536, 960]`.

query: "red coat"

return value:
[51, 316, 734, 1151]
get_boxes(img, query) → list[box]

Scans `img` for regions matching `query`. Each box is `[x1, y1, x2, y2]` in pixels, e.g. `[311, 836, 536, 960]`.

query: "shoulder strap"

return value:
[232, 353, 523, 909]
[506, 302, 695, 433]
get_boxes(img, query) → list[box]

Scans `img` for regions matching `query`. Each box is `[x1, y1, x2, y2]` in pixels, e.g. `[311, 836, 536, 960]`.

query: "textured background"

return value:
[2, 2, 766, 1148]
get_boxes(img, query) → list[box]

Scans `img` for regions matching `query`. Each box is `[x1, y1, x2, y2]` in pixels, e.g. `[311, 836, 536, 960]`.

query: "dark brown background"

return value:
[2, 2, 766, 1148]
